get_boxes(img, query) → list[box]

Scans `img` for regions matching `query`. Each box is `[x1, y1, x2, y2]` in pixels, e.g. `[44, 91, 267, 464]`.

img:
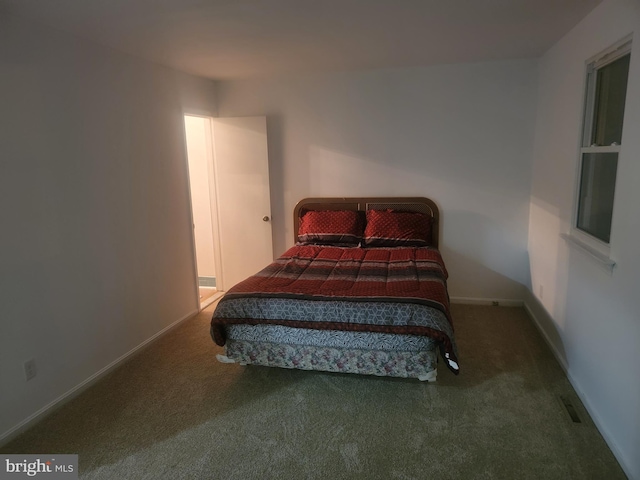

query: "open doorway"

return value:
[184, 115, 223, 309]
[183, 114, 274, 308]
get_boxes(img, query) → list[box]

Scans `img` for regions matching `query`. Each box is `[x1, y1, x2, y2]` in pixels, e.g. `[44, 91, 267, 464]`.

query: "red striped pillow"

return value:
[364, 210, 432, 247]
[298, 210, 364, 246]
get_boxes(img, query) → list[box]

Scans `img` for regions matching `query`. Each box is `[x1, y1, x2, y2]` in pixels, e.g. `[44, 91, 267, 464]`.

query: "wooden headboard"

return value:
[293, 197, 440, 248]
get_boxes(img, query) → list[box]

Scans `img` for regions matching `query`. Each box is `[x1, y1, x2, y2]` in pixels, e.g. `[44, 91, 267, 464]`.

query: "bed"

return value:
[210, 197, 458, 381]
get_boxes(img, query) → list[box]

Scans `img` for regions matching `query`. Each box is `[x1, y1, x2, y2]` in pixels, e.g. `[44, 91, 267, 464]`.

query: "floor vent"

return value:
[199, 276, 217, 288]
[559, 395, 582, 423]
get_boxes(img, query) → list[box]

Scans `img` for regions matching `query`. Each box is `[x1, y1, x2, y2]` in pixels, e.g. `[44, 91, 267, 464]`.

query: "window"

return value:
[575, 39, 631, 247]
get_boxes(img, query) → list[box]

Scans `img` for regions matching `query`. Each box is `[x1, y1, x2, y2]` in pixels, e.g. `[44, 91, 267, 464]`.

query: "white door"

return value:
[212, 116, 273, 290]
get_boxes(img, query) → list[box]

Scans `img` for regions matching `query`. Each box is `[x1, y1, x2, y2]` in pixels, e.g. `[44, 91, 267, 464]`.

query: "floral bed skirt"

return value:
[224, 338, 438, 381]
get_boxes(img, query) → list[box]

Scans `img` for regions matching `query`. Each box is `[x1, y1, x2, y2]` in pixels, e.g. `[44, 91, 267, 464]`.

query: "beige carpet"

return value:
[1, 304, 626, 479]
[198, 287, 217, 302]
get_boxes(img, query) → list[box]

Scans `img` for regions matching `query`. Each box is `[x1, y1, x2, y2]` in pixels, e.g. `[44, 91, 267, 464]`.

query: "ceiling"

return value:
[1, 0, 603, 80]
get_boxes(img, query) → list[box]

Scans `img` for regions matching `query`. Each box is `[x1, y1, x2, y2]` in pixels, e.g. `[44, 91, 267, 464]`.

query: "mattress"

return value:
[211, 245, 459, 376]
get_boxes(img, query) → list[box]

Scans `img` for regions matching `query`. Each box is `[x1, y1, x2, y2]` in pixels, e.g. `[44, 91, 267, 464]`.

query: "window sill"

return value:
[561, 233, 616, 273]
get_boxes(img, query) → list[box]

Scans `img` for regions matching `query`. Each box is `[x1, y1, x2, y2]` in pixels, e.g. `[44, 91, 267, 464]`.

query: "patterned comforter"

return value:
[210, 245, 459, 374]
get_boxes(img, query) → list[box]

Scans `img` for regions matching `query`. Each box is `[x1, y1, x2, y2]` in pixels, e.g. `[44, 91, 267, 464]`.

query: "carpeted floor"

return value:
[199, 287, 217, 303]
[1, 304, 626, 479]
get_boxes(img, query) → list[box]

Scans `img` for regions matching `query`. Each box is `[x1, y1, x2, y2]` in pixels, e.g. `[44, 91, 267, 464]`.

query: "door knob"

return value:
[263, 216, 270, 222]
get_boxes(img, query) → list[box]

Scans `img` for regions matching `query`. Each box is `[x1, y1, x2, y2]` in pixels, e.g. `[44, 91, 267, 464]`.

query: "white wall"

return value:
[185, 116, 217, 279]
[0, 14, 216, 440]
[216, 61, 538, 300]
[527, 0, 640, 478]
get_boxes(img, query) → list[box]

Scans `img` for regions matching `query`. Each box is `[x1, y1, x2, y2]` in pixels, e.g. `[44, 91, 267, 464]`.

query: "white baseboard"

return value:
[0, 308, 199, 446]
[450, 296, 524, 307]
[522, 297, 569, 372]
[523, 293, 632, 480]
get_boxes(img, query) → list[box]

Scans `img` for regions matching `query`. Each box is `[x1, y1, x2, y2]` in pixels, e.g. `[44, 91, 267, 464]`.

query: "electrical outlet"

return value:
[539, 284, 544, 300]
[24, 359, 37, 381]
